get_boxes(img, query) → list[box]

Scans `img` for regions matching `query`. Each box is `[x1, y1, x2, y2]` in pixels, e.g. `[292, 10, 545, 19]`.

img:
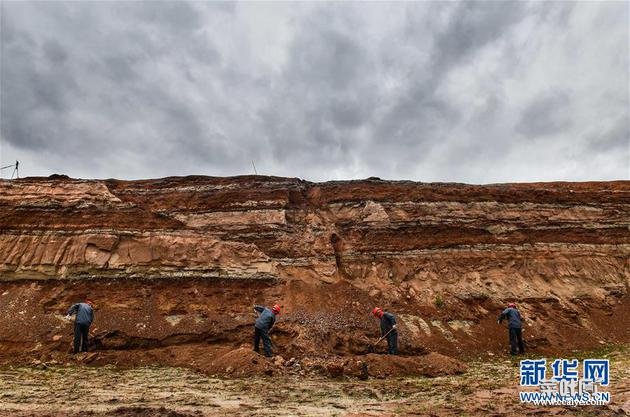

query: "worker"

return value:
[65, 298, 95, 354]
[253, 304, 280, 357]
[372, 307, 398, 354]
[498, 302, 525, 355]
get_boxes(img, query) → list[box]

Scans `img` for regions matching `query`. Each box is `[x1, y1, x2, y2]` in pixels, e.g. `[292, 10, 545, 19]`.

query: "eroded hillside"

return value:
[0, 175, 628, 374]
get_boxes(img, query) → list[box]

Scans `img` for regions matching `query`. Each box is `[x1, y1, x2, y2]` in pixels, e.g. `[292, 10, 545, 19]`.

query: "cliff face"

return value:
[0, 176, 628, 365]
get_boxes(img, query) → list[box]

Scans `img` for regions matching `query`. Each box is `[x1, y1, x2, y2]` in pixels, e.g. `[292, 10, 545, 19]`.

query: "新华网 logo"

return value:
[519, 358, 610, 406]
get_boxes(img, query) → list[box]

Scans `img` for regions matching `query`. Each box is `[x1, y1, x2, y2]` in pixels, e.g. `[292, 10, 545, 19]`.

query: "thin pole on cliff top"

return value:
[252, 160, 258, 175]
[0, 160, 19, 179]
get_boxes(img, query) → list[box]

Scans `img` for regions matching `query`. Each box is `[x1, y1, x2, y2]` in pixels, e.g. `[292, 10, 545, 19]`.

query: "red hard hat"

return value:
[272, 304, 281, 314]
[508, 303, 516, 308]
[85, 299, 94, 306]
[372, 307, 383, 317]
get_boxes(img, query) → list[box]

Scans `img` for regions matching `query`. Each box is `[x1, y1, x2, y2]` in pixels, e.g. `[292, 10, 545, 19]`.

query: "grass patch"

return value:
[434, 294, 445, 309]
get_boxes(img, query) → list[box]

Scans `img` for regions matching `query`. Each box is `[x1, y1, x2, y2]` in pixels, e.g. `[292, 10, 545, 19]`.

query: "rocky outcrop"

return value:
[0, 175, 628, 363]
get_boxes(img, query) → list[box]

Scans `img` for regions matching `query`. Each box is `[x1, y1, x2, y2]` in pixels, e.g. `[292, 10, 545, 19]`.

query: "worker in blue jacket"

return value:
[253, 304, 280, 357]
[372, 307, 398, 354]
[498, 302, 525, 355]
[65, 299, 94, 354]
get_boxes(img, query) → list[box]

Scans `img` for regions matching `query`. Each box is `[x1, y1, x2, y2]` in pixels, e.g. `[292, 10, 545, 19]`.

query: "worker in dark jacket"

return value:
[498, 302, 525, 355]
[253, 304, 280, 357]
[65, 299, 94, 354]
[372, 307, 398, 354]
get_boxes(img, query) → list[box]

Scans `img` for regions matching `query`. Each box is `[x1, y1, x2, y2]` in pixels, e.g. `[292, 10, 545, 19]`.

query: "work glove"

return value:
[497, 319, 501, 324]
[65, 315, 71, 320]
[392, 325, 397, 329]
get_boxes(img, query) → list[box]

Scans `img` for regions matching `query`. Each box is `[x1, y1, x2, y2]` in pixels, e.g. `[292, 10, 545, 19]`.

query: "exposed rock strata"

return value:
[0, 176, 628, 365]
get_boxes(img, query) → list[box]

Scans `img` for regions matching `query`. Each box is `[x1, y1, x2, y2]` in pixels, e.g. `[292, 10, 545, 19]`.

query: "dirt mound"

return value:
[362, 352, 467, 378]
[198, 347, 274, 377]
[296, 352, 466, 378]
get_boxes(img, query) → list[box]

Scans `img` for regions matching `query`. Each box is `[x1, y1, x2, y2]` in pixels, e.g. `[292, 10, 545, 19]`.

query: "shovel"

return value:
[367, 327, 395, 353]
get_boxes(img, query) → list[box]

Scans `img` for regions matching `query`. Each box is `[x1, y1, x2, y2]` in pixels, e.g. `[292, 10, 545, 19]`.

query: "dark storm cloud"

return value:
[259, 7, 379, 172]
[587, 118, 630, 153]
[0, 1, 238, 176]
[0, 1, 628, 181]
[430, 1, 526, 75]
[128, 1, 203, 31]
[516, 91, 572, 138]
[362, 1, 528, 176]
[42, 39, 68, 64]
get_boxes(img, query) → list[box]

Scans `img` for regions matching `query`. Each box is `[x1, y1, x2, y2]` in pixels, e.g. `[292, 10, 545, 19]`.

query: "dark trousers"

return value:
[253, 327, 273, 357]
[509, 327, 525, 355]
[74, 323, 90, 354]
[387, 331, 398, 355]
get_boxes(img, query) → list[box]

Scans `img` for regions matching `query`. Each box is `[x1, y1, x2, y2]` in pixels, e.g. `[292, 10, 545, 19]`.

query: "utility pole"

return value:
[0, 160, 19, 179]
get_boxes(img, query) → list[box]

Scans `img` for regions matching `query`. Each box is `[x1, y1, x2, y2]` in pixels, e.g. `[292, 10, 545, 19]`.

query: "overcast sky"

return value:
[1, 1, 628, 183]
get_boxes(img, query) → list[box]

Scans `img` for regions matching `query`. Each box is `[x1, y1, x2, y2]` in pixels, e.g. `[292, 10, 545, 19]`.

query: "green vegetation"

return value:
[434, 294, 445, 309]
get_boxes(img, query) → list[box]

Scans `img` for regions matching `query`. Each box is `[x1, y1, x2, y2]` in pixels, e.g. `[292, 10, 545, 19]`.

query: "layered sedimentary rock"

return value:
[0, 175, 628, 364]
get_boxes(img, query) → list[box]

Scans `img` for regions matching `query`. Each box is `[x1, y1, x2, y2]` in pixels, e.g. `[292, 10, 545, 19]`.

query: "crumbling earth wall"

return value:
[0, 176, 628, 374]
